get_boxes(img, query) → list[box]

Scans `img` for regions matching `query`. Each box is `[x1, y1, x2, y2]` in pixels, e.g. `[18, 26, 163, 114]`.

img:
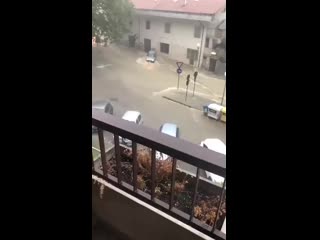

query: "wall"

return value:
[129, 15, 207, 66]
[215, 60, 226, 75]
[92, 179, 216, 240]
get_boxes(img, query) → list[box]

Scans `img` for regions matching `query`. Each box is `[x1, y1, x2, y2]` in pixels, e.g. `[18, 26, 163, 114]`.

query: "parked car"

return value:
[146, 49, 157, 63]
[156, 123, 179, 160]
[203, 103, 223, 120]
[200, 138, 226, 184]
[120, 111, 143, 146]
[92, 100, 114, 133]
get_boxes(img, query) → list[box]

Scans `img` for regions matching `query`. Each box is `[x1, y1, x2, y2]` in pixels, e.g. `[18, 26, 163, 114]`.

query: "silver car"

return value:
[92, 100, 113, 132]
[156, 123, 179, 160]
[146, 49, 157, 63]
[120, 111, 143, 146]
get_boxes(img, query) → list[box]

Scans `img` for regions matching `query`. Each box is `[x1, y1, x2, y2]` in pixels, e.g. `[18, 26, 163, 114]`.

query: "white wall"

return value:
[131, 15, 207, 65]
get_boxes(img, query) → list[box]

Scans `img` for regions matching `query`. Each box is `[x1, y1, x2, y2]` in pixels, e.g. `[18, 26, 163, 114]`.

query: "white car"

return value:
[120, 111, 143, 146]
[200, 138, 226, 185]
[156, 123, 179, 160]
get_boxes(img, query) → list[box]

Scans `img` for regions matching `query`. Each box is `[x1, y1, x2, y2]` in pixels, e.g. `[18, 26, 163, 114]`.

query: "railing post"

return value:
[114, 134, 122, 184]
[151, 149, 156, 201]
[98, 128, 108, 176]
[212, 179, 226, 231]
[189, 167, 200, 223]
[169, 158, 177, 210]
[132, 142, 138, 191]
[92, 151, 94, 170]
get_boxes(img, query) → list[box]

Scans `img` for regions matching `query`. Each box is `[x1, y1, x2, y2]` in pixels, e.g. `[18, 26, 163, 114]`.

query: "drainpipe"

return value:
[197, 22, 205, 69]
[138, 16, 141, 48]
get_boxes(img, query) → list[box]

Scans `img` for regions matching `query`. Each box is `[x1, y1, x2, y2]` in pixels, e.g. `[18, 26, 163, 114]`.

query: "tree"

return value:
[92, 0, 133, 42]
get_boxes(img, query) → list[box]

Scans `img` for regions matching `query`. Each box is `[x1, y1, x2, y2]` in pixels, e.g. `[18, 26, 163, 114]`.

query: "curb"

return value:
[162, 96, 202, 111]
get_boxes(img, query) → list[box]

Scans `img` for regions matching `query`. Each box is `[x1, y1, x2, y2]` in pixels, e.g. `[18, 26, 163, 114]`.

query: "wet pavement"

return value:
[92, 43, 226, 152]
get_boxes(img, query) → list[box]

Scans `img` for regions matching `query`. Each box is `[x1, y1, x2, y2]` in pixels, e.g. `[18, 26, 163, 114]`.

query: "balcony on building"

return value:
[92, 109, 226, 240]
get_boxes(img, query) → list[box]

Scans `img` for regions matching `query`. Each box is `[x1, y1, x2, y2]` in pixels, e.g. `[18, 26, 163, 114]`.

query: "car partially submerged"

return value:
[200, 138, 226, 185]
[120, 111, 143, 146]
[156, 123, 179, 160]
[146, 49, 157, 63]
[92, 100, 113, 132]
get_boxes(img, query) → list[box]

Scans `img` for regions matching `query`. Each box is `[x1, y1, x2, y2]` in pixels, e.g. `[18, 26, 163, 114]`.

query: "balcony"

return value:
[92, 109, 226, 240]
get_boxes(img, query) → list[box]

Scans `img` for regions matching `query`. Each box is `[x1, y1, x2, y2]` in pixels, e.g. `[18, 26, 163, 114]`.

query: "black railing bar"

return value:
[169, 158, 177, 210]
[151, 149, 156, 201]
[92, 151, 94, 170]
[98, 128, 108, 176]
[212, 179, 226, 231]
[132, 142, 138, 192]
[189, 167, 200, 223]
[92, 111, 225, 177]
[114, 134, 122, 184]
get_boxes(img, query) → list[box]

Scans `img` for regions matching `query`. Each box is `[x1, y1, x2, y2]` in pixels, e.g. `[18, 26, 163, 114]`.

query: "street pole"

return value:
[185, 74, 190, 101]
[221, 79, 226, 106]
[177, 73, 180, 90]
[185, 84, 189, 101]
[193, 81, 195, 96]
[192, 71, 198, 97]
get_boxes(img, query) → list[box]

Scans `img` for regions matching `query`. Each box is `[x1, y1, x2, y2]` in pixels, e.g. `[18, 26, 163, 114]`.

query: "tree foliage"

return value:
[92, 0, 133, 42]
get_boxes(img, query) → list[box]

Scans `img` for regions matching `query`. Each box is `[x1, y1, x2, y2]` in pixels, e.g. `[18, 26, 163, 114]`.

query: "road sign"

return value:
[176, 62, 184, 68]
[176, 62, 183, 90]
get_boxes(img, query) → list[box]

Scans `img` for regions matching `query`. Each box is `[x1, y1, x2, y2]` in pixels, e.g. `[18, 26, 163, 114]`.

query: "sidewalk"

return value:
[162, 88, 225, 111]
[157, 54, 226, 99]
[157, 54, 225, 80]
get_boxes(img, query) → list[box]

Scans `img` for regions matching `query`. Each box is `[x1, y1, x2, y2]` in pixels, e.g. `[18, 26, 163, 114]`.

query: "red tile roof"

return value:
[130, 0, 225, 15]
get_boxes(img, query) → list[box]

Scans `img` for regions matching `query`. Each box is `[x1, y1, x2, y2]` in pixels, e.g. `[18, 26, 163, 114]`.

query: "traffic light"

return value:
[194, 71, 198, 81]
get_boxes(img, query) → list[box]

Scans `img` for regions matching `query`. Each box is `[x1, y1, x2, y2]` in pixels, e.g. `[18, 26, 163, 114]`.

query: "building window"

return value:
[146, 20, 150, 30]
[212, 39, 218, 49]
[215, 29, 223, 38]
[187, 48, 198, 59]
[160, 43, 170, 54]
[205, 38, 210, 48]
[165, 22, 171, 33]
[194, 25, 201, 38]
[187, 48, 192, 59]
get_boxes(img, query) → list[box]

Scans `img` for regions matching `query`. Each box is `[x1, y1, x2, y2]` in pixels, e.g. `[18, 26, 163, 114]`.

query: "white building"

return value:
[125, 0, 226, 73]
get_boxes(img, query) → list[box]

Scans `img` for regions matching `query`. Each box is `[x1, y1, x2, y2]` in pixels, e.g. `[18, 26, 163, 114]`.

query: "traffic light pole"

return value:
[185, 84, 189, 101]
[192, 71, 198, 97]
[221, 79, 226, 106]
[185, 74, 190, 101]
[192, 83, 195, 96]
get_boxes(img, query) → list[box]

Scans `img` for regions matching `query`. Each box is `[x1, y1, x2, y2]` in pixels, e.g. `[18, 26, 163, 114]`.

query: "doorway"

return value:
[209, 58, 217, 72]
[144, 38, 151, 52]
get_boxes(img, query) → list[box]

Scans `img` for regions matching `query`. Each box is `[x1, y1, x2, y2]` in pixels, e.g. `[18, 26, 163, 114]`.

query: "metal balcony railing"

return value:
[92, 109, 226, 240]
